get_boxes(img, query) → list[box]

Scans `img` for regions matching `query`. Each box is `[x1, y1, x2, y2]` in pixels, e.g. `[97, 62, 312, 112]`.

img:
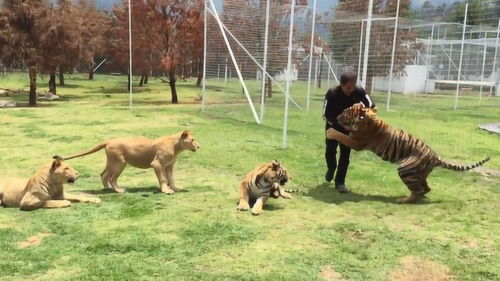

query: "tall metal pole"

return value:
[479, 36, 487, 104]
[201, 0, 208, 111]
[454, 3, 467, 110]
[357, 20, 364, 85]
[306, 0, 317, 111]
[259, 0, 271, 122]
[447, 44, 453, 79]
[128, 0, 133, 108]
[327, 52, 332, 89]
[224, 58, 228, 83]
[208, 0, 261, 124]
[361, 0, 374, 89]
[386, 0, 400, 111]
[282, 0, 295, 149]
[490, 19, 500, 96]
[424, 24, 435, 94]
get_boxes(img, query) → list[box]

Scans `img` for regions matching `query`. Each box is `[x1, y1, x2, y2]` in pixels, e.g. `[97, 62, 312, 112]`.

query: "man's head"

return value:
[340, 72, 357, 96]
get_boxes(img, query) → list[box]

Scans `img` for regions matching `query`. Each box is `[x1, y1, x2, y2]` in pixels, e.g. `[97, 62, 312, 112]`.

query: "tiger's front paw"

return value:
[281, 192, 292, 199]
[236, 201, 250, 211]
[326, 128, 341, 140]
[251, 207, 264, 216]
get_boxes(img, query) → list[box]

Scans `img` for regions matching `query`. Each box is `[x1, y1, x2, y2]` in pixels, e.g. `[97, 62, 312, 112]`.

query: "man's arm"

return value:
[322, 90, 335, 125]
[357, 88, 376, 109]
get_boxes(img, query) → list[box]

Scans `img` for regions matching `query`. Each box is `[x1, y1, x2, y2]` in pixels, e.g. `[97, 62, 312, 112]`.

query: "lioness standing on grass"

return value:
[0, 156, 101, 211]
[62, 130, 199, 194]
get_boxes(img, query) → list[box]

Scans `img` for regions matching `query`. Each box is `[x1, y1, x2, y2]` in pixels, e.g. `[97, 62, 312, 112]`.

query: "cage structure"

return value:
[200, 0, 500, 149]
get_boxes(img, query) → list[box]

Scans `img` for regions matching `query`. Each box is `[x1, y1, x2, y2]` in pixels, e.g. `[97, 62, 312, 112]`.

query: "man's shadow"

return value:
[307, 183, 433, 205]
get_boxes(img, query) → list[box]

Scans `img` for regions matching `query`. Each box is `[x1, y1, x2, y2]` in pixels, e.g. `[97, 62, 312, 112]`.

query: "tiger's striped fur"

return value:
[237, 160, 291, 215]
[327, 103, 490, 203]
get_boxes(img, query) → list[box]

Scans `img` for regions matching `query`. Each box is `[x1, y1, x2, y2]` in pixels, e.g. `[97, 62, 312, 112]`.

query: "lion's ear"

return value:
[51, 159, 62, 171]
[180, 130, 190, 139]
[371, 106, 378, 113]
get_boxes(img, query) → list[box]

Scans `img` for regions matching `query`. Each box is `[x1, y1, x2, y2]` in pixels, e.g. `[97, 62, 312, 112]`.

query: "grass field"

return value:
[0, 72, 499, 281]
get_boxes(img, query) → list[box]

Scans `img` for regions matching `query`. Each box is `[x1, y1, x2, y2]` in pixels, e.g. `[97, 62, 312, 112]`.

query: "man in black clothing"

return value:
[323, 72, 375, 193]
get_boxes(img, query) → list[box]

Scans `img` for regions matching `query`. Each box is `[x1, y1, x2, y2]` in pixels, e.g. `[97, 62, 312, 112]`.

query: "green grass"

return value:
[0, 72, 499, 281]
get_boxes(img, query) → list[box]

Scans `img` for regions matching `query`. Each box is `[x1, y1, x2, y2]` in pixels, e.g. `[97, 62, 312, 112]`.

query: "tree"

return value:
[78, 0, 110, 81]
[0, 0, 50, 106]
[39, 0, 83, 95]
[330, 0, 421, 92]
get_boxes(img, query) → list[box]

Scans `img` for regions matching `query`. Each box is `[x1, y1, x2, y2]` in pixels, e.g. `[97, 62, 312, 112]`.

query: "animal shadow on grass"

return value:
[307, 183, 435, 205]
[246, 198, 284, 212]
[80, 186, 191, 195]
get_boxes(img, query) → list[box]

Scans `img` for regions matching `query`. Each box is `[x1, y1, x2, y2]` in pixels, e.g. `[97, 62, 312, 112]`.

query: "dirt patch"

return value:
[475, 166, 500, 180]
[319, 265, 346, 281]
[389, 256, 453, 281]
[18, 233, 52, 248]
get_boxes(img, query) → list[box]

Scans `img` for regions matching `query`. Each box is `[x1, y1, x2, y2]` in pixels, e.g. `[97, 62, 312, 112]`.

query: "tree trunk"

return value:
[49, 72, 57, 95]
[266, 76, 272, 98]
[88, 64, 94, 80]
[127, 71, 131, 91]
[139, 74, 145, 87]
[28, 67, 37, 106]
[169, 70, 178, 104]
[144, 73, 148, 84]
[196, 58, 203, 87]
[59, 68, 65, 85]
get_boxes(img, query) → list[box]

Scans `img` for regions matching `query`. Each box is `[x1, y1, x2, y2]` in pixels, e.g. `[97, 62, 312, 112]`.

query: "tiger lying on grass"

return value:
[237, 160, 292, 215]
[327, 103, 490, 203]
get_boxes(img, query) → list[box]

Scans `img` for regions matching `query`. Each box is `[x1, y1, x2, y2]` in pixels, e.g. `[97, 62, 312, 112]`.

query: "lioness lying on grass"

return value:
[0, 156, 101, 211]
[63, 130, 199, 194]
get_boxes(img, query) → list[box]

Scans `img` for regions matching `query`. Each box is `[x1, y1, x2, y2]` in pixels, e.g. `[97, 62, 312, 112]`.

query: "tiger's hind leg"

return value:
[236, 183, 250, 211]
[397, 160, 428, 204]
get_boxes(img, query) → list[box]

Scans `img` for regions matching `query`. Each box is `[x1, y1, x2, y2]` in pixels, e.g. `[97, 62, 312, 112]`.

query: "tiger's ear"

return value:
[371, 106, 378, 113]
[271, 160, 280, 171]
[180, 130, 190, 139]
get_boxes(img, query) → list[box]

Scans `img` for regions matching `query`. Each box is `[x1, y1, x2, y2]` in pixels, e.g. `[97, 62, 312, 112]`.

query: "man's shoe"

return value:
[335, 184, 349, 193]
[325, 169, 334, 182]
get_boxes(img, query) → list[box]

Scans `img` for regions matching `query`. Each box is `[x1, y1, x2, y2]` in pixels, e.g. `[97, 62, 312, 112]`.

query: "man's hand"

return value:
[326, 128, 342, 140]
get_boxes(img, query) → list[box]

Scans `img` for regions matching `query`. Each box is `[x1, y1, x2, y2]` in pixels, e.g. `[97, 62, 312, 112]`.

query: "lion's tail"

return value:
[438, 156, 490, 171]
[61, 142, 108, 160]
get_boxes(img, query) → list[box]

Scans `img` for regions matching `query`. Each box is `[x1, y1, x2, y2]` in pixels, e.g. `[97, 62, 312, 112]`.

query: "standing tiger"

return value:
[326, 103, 490, 203]
[237, 160, 292, 215]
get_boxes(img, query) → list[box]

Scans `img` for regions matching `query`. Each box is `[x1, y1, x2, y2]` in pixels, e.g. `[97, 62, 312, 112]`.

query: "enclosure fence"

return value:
[201, 0, 500, 148]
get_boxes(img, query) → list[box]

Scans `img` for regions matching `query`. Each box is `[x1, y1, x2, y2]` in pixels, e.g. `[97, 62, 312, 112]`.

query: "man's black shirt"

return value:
[323, 86, 374, 134]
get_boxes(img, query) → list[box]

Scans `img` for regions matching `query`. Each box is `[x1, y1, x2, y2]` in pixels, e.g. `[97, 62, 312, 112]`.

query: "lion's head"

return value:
[51, 156, 79, 184]
[179, 130, 200, 152]
[337, 103, 378, 132]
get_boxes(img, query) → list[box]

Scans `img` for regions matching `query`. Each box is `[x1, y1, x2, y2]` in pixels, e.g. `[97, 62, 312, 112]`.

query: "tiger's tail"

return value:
[438, 157, 490, 171]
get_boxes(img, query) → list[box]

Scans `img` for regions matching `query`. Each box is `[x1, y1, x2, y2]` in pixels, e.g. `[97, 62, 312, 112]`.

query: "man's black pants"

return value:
[325, 138, 351, 185]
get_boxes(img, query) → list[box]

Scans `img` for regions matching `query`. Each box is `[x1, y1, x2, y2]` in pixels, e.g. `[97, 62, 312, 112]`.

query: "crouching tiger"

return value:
[327, 103, 490, 203]
[237, 160, 292, 215]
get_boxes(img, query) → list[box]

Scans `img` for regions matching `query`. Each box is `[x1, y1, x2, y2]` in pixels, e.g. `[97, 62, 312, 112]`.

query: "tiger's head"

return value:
[269, 160, 292, 185]
[337, 103, 378, 132]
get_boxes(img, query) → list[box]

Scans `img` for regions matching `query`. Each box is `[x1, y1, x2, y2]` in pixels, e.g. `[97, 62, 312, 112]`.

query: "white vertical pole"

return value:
[454, 3, 467, 110]
[479, 37, 487, 104]
[282, 0, 295, 149]
[490, 19, 500, 96]
[424, 24, 435, 94]
[224, 58, 228, 83]
[208, 0, 261, 124]
[327, 52, 332, 88]
[357, 20, 364, 85]
[201, 0, 208, 111]
[128, 0, 133, 108]
[217, 64, 220, 80]
[447, 44, 453, 79]
[386, 0, 400, 111]
[305, 0, 317, 111]
[259, 0, 270, 122]
[361, 0, 374, 89]
[314, 58, 319, 90]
